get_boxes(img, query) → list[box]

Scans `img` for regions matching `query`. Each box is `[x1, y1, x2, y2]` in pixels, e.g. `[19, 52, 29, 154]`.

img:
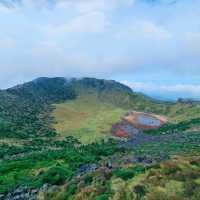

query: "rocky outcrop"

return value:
[2, 184, 49, 200]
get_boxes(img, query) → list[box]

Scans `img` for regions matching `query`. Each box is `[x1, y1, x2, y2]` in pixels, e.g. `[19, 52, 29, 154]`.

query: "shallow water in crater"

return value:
[138, 115, 161, 126]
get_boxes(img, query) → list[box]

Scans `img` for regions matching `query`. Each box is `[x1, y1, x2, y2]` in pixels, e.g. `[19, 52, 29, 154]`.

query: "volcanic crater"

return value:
[112, 111, 167, 138]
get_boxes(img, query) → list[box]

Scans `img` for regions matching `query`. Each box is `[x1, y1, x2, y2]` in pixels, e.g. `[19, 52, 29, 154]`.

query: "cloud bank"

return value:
[0, 0, 199, 100]
[123, 81, 200, 100]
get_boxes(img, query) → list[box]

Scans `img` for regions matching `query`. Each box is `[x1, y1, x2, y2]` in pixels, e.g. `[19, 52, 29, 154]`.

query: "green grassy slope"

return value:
[52, 93, 126, 143]
[166, 102, 200, 123]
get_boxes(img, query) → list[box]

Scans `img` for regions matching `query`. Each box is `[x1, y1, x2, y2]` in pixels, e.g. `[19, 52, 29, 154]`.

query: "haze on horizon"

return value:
[0, 0, 200, 100]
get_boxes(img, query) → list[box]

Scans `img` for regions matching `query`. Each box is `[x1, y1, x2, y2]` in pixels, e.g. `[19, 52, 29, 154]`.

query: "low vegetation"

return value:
[38, 156, 200, 200]
[145, 118, 200, 135]
[0, 77, 200, 199]
[0, 138, 119, 194]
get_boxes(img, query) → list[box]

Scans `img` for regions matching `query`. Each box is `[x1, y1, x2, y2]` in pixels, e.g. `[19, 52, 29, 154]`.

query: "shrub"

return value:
[41, 167, 71, 185]
[146, 188, 169, 200]
[113, 168, 135, 180]
[133, 184, 146, 198]
[184, 180, 198, 197]
[114, 166, 146, 181]
[63, 183, 77, 199]
[95, 194, 110, 200]
[163, 163, 181, 175]
[84, 174, 93, 185]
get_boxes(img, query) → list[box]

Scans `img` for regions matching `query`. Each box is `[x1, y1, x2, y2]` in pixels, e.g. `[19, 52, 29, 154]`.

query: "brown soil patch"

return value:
[112, 111, 167, 138]
[114, 129, 129, 138]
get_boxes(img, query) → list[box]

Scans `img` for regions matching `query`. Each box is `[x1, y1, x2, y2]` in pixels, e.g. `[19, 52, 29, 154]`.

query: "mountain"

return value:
[0, 77, 200, 199]
[0, 77, 163, 140]
[0, 77, 200, 140]
[8, 77, 76, 104]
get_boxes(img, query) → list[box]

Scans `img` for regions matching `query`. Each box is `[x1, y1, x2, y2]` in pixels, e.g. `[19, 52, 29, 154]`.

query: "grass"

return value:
[52, 93, 127, 144]
[166, 103, 200, 123]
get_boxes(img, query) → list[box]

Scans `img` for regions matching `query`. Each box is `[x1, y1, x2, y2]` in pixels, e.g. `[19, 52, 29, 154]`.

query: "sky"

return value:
[0, 0, 200, 100]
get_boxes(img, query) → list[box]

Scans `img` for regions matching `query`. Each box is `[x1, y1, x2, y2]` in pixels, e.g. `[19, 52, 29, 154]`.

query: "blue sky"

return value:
[0, 0, 200, 100]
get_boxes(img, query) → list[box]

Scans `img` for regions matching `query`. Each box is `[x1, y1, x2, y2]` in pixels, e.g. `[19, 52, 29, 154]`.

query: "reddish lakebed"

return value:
[112, 111, 167, 138]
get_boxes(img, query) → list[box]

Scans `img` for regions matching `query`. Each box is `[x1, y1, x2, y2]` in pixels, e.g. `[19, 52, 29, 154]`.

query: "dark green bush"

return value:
[114, 166, 146, 181]
[113, 168, 135, 180]
[184, 180, 198, 197]
[95, 194, 110, 200]
[41, 167, 71, 185]
[134, 184, 147, 198]
[84, 174, 93, 185]
[63, 183, 77, 199]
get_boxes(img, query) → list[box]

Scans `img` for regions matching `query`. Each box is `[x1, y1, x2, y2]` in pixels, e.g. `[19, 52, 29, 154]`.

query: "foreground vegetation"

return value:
[1, 131, 200, 199]
[43, 155, 200, 200]
[0, 77, 200, 199]
[0, 138, 119, 194]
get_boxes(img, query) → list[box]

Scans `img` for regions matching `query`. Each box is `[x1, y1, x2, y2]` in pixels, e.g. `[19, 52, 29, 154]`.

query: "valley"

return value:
[52, 93, 126, 144]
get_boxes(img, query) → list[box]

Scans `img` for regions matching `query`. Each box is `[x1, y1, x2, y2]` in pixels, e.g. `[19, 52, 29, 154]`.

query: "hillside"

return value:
[52, 78, 200, 143]
[52, 78, 168, 143]
[0, 77, 200, 200]
[0, 77, 167, 141]
[0, 77, 76, 139]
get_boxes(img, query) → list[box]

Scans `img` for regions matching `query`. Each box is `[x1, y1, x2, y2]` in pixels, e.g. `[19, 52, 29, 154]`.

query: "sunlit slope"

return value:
[166, 102, 200, 123]
[52, 93, 127, 143]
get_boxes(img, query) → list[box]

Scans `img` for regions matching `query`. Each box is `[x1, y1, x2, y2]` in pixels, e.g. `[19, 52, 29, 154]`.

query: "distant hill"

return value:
[177, 98, 200, 105]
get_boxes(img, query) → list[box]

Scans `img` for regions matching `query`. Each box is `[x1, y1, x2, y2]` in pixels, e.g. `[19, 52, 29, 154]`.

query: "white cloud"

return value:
[32, 41, 63, 55]
[123, 81, 200, 100]
[0, 3, 13, 12]
[116, 20, 172, 41]
[70, 0, 135, 13]
[45, 11, 109, 36]
[0, 37, 16, 49]
[184, 32, 200, 55]
[66, 12, 109, 33]
[0, 0, 135, 12]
